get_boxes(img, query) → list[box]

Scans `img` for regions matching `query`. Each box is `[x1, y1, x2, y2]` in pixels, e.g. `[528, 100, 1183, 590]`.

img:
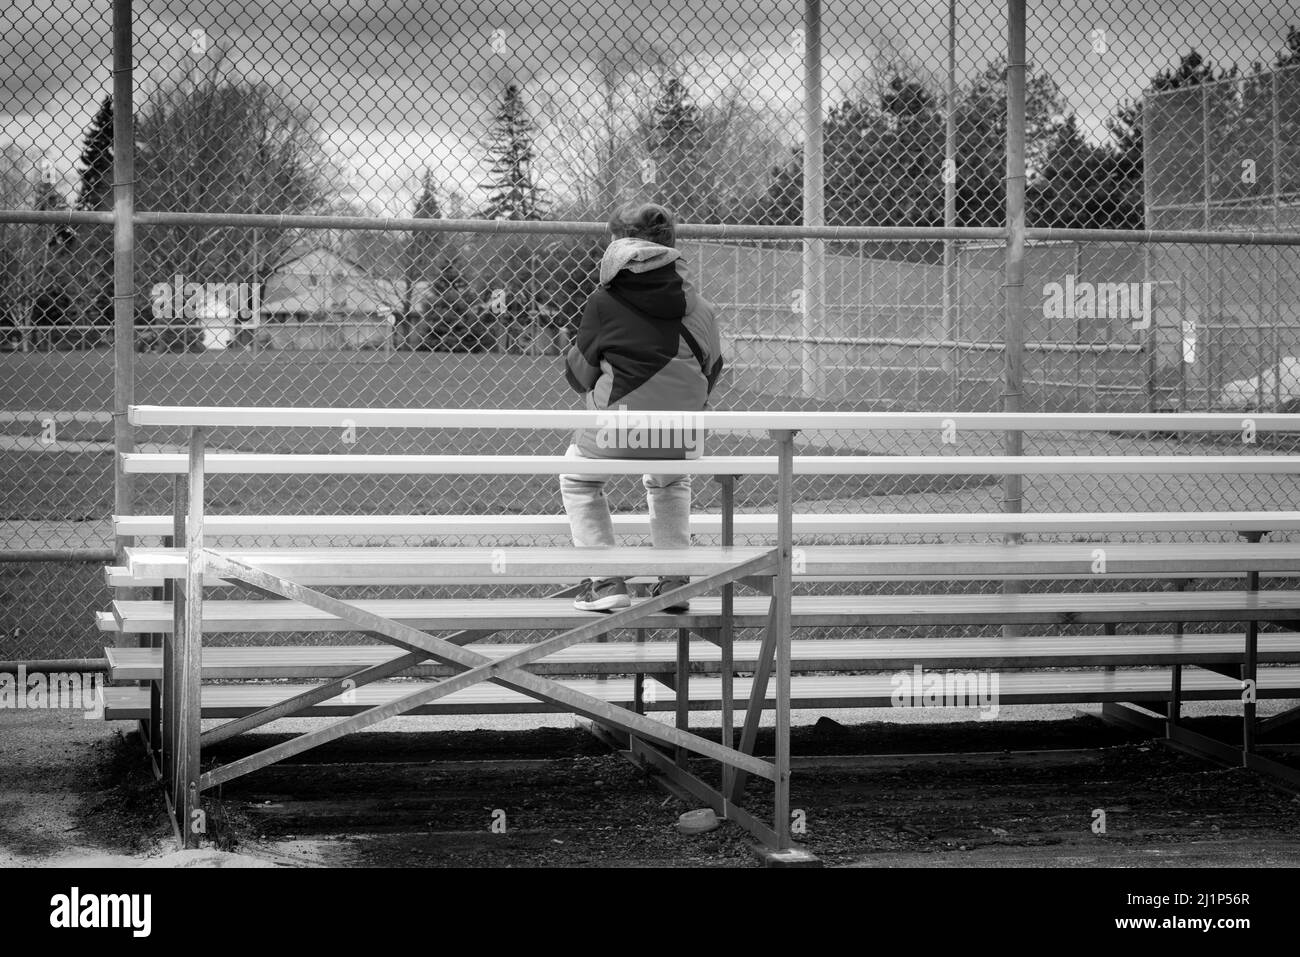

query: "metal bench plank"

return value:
[116, 542, 1300, 584]
[100, 667, 1300, 720]
[112, 510, 1300, 538]
[108, 591, 1300, 635]
[101, 633, 1300, 680]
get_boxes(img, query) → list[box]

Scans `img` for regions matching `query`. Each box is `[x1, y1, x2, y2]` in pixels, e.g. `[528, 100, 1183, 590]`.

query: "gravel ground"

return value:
[4, 698, 1300, 868]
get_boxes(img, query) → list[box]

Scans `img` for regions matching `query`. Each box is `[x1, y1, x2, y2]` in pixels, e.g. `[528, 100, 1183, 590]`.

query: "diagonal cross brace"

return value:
[200, 574, 592, 748]
[198, 550, 778, 789]
[201, 582, 589, 745]
[729, 602, 779, 802]
[201, 630, 486, 746]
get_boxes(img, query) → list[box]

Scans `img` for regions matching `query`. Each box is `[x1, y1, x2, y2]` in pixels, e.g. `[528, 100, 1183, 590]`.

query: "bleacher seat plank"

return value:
[115, 542, 1300, 585]
[107, 591, 1300, 635]
[122, 545, 773, 583]
[100, 666, 1300, 720]
[102, 633, 1300, 680]
[120, 451, 1300, 476]
[112, 510, 1300, 539]
[121, 453, 779, 476]
[104, 566, 164, 589]
[798, 542, 1300, 577]
[124, 406, 1300, 434]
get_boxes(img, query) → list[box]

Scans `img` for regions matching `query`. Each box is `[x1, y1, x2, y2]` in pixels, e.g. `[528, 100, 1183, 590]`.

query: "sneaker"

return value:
[572, 577, 631, 612]
[651, 576, 691, 614]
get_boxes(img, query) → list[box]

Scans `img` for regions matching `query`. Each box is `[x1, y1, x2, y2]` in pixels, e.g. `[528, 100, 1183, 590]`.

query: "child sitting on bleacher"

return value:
[559, 202, 724, 613]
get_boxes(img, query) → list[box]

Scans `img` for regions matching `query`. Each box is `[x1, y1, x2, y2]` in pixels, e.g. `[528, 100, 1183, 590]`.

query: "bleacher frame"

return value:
[105, 407, 1300, 853]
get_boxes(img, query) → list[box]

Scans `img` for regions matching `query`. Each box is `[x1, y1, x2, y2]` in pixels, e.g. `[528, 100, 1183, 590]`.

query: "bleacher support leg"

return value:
[1240, 532, 1263, 762]
[1168, 665, 1182, 738]
[1244, 573, 1260, 761]
[163, 476, 184, 837]
[1169, 580, 1185, 736]
[719, 474, 736, 800]
[675, 628, 690, 767]
[772, 429, 796, 851]
[174, 427, 206, 848]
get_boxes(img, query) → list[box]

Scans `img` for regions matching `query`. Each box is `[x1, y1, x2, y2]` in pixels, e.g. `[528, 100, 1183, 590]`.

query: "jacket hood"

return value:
[599, 237, 680, 286]
[600, 238, 687, 321]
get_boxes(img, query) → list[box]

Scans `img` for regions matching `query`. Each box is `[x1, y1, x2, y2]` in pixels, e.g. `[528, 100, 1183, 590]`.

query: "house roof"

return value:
[269, 244, 370, 276]
[261, 286, 391, 314]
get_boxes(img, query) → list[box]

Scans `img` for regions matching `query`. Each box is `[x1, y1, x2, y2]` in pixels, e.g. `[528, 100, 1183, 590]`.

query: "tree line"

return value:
[2, 28, 1297, 353]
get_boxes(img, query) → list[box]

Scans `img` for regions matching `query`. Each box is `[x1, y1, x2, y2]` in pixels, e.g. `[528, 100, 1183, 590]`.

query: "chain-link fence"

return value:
[3, 1, 1300, 661]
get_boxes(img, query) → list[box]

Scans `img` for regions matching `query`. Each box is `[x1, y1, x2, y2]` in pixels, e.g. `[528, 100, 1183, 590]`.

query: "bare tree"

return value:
[133, 41, 332, 301]
[0, 145, 75, 344]
[547, 48, 785, 223]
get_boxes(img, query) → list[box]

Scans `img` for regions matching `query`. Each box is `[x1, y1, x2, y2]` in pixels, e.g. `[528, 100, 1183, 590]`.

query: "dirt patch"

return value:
[6, 709, 1300, 867]
[195, 715, 1300, 867]
[0, 711, 171, 865]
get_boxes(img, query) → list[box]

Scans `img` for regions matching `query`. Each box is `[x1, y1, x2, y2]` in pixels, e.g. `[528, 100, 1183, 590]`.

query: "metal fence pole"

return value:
[942, 0, 958, 398]
[1140, 88, 1158, 412]
[801, 0, 824, 399]
[1001, 0, 1027, 633]
[1272, 69, 1282, 410]
[111, 0, 136, 637]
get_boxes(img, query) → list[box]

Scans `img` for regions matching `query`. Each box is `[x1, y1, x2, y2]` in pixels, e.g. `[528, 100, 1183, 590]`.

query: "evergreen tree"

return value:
[403, 171, 444, 294]
[646, 75, 703, 216]
[1028, 114, 1143, 229]
[1106, 50, 1231, 206]
[73, 94, 116, 339]
[478, 83, 547, 221]
[76, 94, 114, 211]
[394, 170, 443, 343]
[760, 59, 1066, 245]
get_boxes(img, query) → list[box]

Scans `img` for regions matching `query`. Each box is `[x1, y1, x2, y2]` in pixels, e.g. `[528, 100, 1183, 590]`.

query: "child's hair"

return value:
[608, 202, 676, 247]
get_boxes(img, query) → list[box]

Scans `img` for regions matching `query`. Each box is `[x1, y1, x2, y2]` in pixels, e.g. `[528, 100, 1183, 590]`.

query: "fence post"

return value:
[1272, 69, 1282, 410]
[1001, 0, 1027, 635]
[800, 0, 824, 399]
[111, 0, 136, 641]
[942, 0, 958, 395]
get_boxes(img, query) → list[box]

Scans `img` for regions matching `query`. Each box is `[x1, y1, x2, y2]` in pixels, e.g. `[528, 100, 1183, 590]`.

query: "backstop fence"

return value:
[3, 0, 1300, 660]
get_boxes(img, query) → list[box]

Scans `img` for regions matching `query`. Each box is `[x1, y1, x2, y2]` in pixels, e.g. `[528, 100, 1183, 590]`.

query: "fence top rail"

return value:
[127, 406, 1300, 433]
[7, 208, 1300, 246]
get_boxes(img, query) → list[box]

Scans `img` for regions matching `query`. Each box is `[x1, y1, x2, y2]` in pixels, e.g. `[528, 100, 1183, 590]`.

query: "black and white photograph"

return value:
[1, 0, 1298, 923]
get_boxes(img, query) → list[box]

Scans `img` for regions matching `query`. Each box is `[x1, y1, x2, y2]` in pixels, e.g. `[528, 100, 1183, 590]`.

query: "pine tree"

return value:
[73, 94, 116, 339]
[647, 75, 702, 216]
[395, 170, 442, 341]
[76, 95, 114, 211]
[478, 83, 547, 221]
[403, 170, 445, 293]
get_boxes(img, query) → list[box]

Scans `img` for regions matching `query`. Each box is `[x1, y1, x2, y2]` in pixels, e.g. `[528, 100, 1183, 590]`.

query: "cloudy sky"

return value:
[2, 0, 1295, 215]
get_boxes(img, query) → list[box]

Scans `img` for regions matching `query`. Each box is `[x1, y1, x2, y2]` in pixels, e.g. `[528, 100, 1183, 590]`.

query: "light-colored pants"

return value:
[559, 444, 691, 550]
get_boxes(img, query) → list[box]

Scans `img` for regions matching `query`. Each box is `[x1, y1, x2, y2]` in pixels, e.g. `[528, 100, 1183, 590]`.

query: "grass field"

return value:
[5, 347, 1300, 660]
